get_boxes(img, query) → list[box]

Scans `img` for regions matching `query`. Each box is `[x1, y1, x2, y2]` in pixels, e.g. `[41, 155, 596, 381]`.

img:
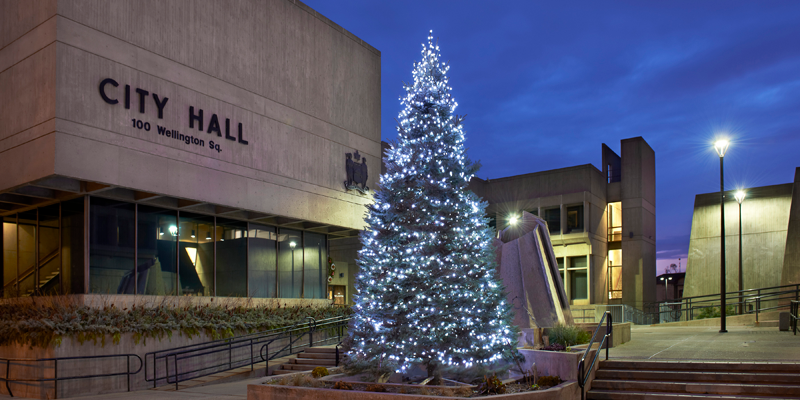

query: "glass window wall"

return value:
[3, 215, 17, 298]
[38, 204, 61, 295]
[249, 224, 277, 298]
[179, 213, 214, 296]
[137, 205, 177, 295]
[544, 207, 560, 235]
[303, 232, 326, 299]
[89, 198, 135, 294]
[17, 210, 37, 296]
[568, 256, 588, 301]
[278, 229, 302, 298]
[216, 218, 247, 297]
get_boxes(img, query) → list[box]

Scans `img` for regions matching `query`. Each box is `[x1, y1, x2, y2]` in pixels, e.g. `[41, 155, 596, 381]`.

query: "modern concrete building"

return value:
[1, 0, 380, 302]
[683, 167, 800, 298]
[468, 137, 656, 309]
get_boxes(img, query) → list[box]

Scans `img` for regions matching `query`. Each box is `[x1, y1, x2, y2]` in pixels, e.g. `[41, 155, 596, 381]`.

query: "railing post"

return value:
[229, 341, 232, 370]
[54, 359, 58, 399]
[127, 355, 131, 392]
[5, 359, 12, 398]
[174, 355, 179, 391]
[250, 340, 254, 371]
[265, 343, 270, 377]
[756, 297, 760, 322]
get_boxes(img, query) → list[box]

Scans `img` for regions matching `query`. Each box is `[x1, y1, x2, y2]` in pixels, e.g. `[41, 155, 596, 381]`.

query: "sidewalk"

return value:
[608, 325, 800, 361]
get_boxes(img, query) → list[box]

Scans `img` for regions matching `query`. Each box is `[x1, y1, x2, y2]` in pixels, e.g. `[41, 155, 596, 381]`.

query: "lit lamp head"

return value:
[169, 225, 178, 236]
[290, 241, 297, 249]
[734, 190, 746, 204]
[714, 139, 730, 158]
[508, 215, 518, 226]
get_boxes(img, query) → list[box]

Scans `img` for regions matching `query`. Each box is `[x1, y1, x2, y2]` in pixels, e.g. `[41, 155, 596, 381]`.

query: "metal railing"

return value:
[0, 354, 142, 398]
[791, 300, 799, 335]
[573, 304, 654, 325]
[145, 315, 350, 390]
[259, 316, 349, 376]
[577, 311, 612, 400]
[645, 283, 800, 324]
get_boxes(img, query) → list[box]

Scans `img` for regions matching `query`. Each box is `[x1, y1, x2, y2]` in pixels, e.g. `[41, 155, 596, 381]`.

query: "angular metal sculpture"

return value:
[494, 211, 573, 329]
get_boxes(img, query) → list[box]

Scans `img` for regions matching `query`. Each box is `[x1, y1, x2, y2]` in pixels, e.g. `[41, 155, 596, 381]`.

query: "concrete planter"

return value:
[247, 381, 579, 400]
[515, 348, 594, 382]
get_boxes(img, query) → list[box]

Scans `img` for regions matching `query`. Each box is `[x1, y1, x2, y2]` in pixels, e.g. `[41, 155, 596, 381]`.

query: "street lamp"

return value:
[661, 276, 673, 300]
[735, 190, 746, 315]
[714, 139, 729, 333]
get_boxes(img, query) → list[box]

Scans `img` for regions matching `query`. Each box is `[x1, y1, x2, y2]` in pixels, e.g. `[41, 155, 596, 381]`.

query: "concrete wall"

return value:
[620, 137, 656, 308]
[684, 183, 793, 298]
[781, 168, 800, 289]
[0, 1, 58, 192]
[2, 0, 381, 231]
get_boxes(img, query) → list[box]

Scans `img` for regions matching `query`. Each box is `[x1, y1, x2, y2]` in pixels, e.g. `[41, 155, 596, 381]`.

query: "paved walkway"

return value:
[609, 325, 800, 361]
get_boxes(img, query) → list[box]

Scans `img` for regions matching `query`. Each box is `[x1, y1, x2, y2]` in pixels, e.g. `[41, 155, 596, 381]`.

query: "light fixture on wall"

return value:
[191, 230, 196, 239]
[290, 241, 297, 249]
[159, 227, 164, 236]
[206, 232, 212, 240]
[169, 225, 178, 236]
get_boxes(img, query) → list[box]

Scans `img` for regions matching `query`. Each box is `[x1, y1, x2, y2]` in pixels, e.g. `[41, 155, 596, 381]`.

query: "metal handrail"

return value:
[791, 301, 799, 335]
[0, 354, 142, 398]
[578, 311, 611, 400]
[646, 283, 800, 324]
[144, 315, 346, 386]
[258, 316, 349, 376]
[148, 315, 349, 389]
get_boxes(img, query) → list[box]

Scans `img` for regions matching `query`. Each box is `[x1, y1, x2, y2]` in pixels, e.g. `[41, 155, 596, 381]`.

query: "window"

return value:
[249, 224, 277, 298]
[137, 205, 177, 295]
[568, 256, 588, 300]
[178, 212, 214, 296]
[3, 215, 17, 298]
[543, 207, 560, 234]
[278, 229, 303, 298]
[328, 285, 346, 305]
[607, 202, 622, 241]
[608, 249, 622, 299]
[566, 204, 584, 233]
[303, 232, 326, 299]
[90, 198, 135, 294]
[215, 218, 247, 297]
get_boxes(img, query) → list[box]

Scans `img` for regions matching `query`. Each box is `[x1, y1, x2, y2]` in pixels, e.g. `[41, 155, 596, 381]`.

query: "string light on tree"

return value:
[345, 31, 518, 380]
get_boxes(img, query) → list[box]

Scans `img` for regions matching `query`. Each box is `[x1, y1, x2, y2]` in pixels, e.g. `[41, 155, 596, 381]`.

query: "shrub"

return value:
[696, 305, 737, 319]
[365, 384, 386, 392]
[476, 375, 506, 395]
[333, 381, 353, 390]
[548, 323, 590, 346]
[0, 296, 352, 348]
[537, 375, 562, 387]
[311, 366, 329, 379]
[541, 343, 566, 351]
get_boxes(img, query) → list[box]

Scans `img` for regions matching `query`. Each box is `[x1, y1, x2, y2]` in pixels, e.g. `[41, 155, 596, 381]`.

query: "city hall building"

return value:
[1, 0, 380, 302]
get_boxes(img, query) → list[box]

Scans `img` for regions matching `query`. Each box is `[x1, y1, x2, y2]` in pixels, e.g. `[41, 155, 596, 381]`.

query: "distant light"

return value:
[734, 190, 746, 204]
[159, 227, 164, 236]
[290, 241, 297, 249]
[509, 215, 519, 226]
[191, 230, 196, 239]
[206, 232, 212, 240]
[169, 225, 178, 236]
[714, 139, 729, 157]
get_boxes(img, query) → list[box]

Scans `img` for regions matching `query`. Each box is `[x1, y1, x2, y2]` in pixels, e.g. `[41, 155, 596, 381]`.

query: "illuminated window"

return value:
[608, 249, 622, 299]
[566, 204, 584, 233]
[607, 202, 622, 241]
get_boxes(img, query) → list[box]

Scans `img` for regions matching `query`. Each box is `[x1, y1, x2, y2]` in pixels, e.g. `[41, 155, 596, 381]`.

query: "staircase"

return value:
[272, 346, 339, 375]
[588, 360, 800, 399]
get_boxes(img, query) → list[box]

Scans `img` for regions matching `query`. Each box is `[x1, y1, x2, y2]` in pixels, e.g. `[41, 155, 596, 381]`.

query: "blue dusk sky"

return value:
[303, 1, 800, 274]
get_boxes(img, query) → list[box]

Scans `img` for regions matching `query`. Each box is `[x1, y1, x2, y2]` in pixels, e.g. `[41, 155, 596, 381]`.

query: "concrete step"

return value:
[279, 364, 319, 371]
[291, 358, 336, 365]
[591, 379, 800, 397]
[587, 389, 800, 400]
[596, 369, 800, 385]
[599, 360, 800, 374]
[303, 347, 337, 353]
[297, 351, 337, 360]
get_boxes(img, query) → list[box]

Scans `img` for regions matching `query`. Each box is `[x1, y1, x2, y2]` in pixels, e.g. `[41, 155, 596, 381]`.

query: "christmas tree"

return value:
[346, 32, 518, 380]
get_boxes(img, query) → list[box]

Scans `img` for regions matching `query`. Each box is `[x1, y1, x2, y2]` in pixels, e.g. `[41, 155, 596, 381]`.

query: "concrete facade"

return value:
[684, 168, 800, 299]
[468, 137, 656, 309]
[1, 0, 380, 299]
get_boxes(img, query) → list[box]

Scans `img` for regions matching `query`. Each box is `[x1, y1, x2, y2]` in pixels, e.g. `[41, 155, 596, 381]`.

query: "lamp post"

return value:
[714, 139, 729, 333]
[735, 190, 746, 315]
[290, 240, 296, 297]
[661, 276, 673, 301]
